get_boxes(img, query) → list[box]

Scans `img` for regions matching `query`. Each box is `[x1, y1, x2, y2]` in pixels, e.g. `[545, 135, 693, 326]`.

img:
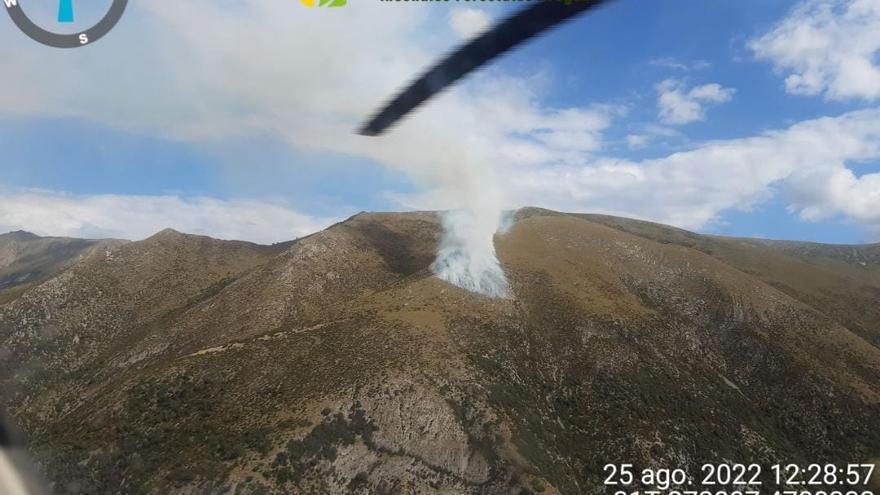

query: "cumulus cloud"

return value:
[786, 166, 880, 226]
[498, 108, 880, 237]
[0, 190, 334, 244]
[449, 7, 491, 39]
[0, 0, 615, 212]
[750, 0, 880, 101]
[656, 79, 735, 125]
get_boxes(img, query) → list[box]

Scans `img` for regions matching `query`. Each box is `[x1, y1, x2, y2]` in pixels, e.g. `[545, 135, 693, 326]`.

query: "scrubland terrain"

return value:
[1, 208, 878, 494]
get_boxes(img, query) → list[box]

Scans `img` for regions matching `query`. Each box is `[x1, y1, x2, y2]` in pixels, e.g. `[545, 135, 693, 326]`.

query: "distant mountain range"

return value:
[1, 209, 878, 494]
[0, 231, 126, 305]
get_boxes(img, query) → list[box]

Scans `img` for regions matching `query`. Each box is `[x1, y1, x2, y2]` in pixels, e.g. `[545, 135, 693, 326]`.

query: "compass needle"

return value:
[58, 0, 73, 23]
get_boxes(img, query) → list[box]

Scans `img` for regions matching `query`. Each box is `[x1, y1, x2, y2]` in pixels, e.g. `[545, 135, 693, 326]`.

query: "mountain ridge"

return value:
[7, 207, 880, 250]
[0, 230, 128, 305]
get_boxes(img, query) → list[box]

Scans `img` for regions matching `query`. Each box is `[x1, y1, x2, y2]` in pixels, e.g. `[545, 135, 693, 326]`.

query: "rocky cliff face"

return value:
[1, 210, 878, 494]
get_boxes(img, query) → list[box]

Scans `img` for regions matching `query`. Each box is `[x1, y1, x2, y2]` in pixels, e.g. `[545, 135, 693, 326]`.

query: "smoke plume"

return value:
[432, 208, 511, 298]
[362, 93, 518, 298]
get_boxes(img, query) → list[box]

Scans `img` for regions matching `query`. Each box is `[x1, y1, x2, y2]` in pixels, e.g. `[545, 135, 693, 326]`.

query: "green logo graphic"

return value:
[300, 0, 346, 8]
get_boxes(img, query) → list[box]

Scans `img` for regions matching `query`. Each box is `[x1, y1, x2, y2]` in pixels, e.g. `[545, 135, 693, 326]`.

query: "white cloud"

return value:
[750, 0, 880, 101]
[625, 134, 650, 149]
[656, 79, 735, 125]
[495, 108, 880, 237]
[0, 190, 334, 244]
[624, 124, 685, 148]
[449, 7, 491, 39]
[0, 0, 615, 216]
[786, 166, 880, 225]
[649, 57, 711, 71]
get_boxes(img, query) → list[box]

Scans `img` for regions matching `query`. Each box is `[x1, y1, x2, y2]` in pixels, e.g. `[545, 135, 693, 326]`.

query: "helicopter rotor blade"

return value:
[358, 0, 611, 136]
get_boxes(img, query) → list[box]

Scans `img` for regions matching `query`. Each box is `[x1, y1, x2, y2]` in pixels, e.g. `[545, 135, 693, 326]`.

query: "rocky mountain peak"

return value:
[0, 230, 41, 242]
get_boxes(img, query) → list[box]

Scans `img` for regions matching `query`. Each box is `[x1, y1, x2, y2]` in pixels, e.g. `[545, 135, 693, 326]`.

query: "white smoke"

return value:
[432, 208, 511, 298]
[385, 143, 513, 298]
[361, 96, 518, 299]
[423, 138, 512, 298]
[1, 0, 616, 298]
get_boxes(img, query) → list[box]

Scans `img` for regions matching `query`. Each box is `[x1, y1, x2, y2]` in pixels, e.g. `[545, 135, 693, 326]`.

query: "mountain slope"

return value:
[574, 211, 880, 347]
[0, 231, 126, 305]
[1, 210, 878, 494]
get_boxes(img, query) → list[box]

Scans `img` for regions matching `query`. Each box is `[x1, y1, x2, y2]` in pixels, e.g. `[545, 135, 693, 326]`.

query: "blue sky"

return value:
[1, 0, 879, 243]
